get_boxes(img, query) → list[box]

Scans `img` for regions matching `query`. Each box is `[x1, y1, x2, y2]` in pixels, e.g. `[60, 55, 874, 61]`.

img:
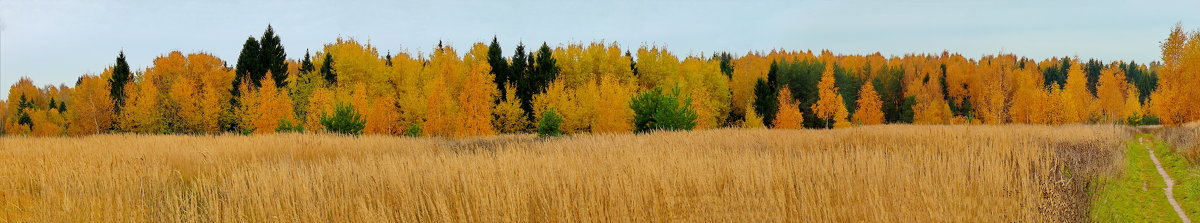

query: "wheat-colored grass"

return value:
[0, 125, 1130, 222]
[1156, 122, 1200, 163]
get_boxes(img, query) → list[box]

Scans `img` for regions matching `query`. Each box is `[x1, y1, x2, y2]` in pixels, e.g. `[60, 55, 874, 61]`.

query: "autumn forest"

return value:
[2, 23, 1198, 137]
[6, 1, 1200, 217]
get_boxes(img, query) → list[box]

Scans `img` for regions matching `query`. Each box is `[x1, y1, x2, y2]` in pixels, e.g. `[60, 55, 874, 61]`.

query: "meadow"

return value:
[0, 125, 1140, 222]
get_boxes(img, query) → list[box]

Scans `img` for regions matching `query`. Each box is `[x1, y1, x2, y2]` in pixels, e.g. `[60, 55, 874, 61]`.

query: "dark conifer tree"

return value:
[384, 52, 393, 67]
[487, 36, 510, 98]
[108, 51, 132, 115]
[753, 79, 779, 127]
[626, 50, 638, 77]
[529, 42, 559, 93]
[517, 42, 560, 121]
[233, 36, 260, 96]
[299, 49, 315, 74]
[510, 43, 532, 118]
[715, 52, 733, 78]
[259, 25, 288, 88]
[321, 53, 337, 85]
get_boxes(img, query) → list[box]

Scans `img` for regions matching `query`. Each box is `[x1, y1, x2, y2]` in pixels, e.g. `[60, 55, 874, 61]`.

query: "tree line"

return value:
[3, 24, 1199, 137]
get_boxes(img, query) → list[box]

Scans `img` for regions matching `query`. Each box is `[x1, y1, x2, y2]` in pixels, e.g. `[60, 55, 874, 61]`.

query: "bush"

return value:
[630, 87, 697, 133]
[537, 109, 563, 137]
[1126, 114, 1161, 126]
[275, 118, 304, 133]
[320, 103, 365, 135]
[404, 124, 422, 137]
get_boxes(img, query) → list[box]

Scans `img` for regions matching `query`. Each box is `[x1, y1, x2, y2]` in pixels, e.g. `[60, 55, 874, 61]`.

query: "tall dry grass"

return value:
[1156, 122, 1200, 163]
[0, 125, 1130, 222]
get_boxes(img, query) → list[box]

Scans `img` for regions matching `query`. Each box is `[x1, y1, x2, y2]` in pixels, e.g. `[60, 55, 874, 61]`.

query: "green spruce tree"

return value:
[108, 51, 132, 116]
[487, 36, 510, 98]
[259, 25, 288, 88]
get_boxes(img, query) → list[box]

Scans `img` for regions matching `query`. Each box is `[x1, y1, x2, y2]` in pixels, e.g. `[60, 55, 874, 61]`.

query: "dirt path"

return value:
[1140, 137, 1193, 223]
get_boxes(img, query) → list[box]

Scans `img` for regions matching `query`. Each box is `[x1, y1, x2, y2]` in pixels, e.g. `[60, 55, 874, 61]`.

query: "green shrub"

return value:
[404, 124, 422, 137]
[276, 118, 304, 133]
[537, 109, 563, 137]
[320, 103, 365, 135]
[630, 87, 696, 133]
[1126, 114, 1162, 126]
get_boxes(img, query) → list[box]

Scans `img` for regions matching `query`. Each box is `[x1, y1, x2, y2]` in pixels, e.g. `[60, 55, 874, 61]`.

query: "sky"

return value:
[2, 0, 1199, 98]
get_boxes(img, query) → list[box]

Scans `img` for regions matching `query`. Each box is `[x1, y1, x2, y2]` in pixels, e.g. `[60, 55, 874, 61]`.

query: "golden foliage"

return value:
[423, 71, 456, 137]
[1059, 62, 1094, 123]
[811, 64, 848, 127]
[1095, 65, 1128, 122]
[678, 57, 731, 129]
[532, 80, 585, 133]
[730, 53, 770, 117]
[741, 101, 765, 128]
[913, 97, 952, 125]
[241, 77, 296, 134]
[1150, 24, 1200, 125]
[635, 46, 678, 89]
[1010, 68, 1050, 124]
[119, 76, 164, 133]
[28, 108, 65, 136]
[592, 76, 635, 133]
[1120, 87, 1143, 122]
[456, 43, 498, 136]
[319, 38, 391, 94]
[852, 83, 885, 125]
[304, 87, 335, 132]
[67, 74, 114, 135]
[772, 87, 804, 129]
[493, 84, 529, 134]
[553, 42, 634, 87]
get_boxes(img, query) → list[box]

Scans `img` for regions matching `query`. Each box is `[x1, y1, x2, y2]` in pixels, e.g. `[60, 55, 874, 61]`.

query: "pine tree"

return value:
[109, 51, 132, 116]
[514, 42, 552, 122]
[487, 36, 510, 98]
[527, 42, 559, 98]
[384, 52, 393, 67]
[259, 25, 288, 88]
[234, 36, 261, 94]
[627, 50, 639, 77]
[631, 87, 697, 133]
[753, 78, 778, 126]
[321, 53, 337, 85]
[299, 49, 315, 74]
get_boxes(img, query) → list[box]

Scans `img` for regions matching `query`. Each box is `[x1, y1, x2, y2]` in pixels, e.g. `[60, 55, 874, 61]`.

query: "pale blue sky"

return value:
[2, 0, 1198, 97]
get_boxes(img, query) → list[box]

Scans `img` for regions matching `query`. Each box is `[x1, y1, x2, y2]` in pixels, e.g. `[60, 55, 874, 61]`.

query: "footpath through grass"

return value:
[1092, 134, 1200, 222]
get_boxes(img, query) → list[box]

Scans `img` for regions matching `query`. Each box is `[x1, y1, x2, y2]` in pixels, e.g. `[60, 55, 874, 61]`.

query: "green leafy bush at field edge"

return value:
[630, 86, 697, 133]
[320, 103, 365, 135]
[537, 109, 563, 137]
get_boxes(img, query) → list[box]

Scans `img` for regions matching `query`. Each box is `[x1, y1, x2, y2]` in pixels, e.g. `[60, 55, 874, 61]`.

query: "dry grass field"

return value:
[0, 125, 1133, 222]
[1158, 122, 1200, 163]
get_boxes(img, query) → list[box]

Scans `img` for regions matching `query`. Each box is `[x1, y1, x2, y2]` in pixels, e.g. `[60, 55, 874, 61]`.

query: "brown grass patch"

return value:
[0, 125, 1130, 222]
